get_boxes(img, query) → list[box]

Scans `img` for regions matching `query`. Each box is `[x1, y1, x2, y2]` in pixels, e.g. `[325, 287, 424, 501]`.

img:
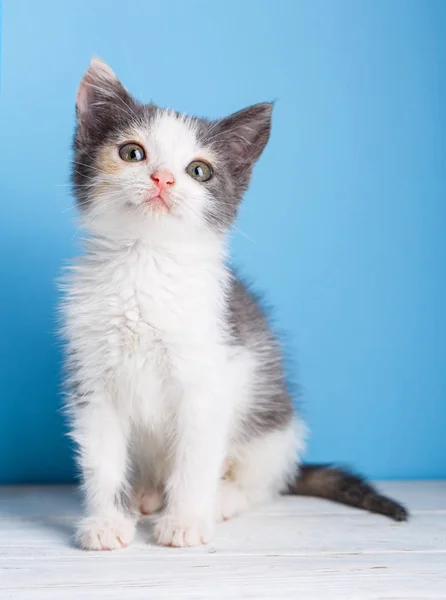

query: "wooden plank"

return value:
[1, 554, 445, 600]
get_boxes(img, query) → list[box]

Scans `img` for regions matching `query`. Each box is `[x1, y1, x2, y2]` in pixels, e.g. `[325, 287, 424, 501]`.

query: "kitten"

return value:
[62, 58, 407, 550]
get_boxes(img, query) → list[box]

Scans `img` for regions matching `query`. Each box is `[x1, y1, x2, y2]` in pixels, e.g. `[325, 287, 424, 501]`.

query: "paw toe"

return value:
[155, 514, 213, 547]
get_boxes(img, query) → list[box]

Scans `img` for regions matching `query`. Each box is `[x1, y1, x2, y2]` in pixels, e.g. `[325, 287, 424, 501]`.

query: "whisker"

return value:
[73, 161, 105, 174]
[61, 199, 92, 214]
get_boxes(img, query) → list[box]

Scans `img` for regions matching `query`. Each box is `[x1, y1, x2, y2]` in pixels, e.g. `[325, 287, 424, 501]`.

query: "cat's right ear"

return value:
[76, 57, 132, 128]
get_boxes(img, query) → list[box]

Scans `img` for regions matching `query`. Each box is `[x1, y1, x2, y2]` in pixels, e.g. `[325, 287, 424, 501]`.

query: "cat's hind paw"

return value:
[215, 480, 249, 523]
[136, 488, 164, 515]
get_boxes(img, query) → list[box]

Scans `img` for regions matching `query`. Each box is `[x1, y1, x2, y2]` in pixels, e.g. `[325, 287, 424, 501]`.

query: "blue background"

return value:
[0, 0, 445, 483]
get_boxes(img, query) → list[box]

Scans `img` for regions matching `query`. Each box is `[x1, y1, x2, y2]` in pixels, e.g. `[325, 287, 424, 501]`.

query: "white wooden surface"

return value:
[0, 482, 445, 599]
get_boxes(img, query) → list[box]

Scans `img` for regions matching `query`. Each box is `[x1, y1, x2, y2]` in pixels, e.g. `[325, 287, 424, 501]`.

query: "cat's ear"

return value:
[76, 57, 133, 128]
[215, 103, 273, 169]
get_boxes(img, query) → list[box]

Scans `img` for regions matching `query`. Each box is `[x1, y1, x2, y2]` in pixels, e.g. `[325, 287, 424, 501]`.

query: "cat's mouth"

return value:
[144, 192, 171, 211]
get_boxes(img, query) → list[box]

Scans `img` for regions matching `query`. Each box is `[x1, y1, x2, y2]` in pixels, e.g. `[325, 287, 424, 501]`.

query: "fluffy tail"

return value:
[286, 463, 408, 522]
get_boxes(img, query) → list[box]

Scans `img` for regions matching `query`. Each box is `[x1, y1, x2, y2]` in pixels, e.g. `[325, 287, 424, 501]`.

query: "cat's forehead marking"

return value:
[151, 110, 199, 151]
[130, 109, 204, 169]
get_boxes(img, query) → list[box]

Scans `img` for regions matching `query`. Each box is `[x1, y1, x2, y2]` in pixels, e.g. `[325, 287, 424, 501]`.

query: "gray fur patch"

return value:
[73, 77, 157, 210]
[195, 103, 273, 232]
[228, 275, 294, 441]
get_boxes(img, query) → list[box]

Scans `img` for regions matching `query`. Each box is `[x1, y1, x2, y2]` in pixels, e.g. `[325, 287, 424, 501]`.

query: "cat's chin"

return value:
[144, 195, 171, 212]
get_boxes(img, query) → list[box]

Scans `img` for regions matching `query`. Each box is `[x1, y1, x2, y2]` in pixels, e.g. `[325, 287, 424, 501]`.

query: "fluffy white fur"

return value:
[63, 59, 306, 550]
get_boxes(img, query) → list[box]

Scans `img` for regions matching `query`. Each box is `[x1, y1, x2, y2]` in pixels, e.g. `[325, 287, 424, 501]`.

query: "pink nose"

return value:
[151, 169, 175, 190]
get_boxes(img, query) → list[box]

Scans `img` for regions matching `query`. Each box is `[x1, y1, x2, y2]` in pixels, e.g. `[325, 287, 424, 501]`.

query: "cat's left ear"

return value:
[214, 102, 273, 169]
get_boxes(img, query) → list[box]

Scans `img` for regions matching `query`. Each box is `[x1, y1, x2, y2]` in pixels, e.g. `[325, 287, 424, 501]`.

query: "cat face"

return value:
[73, 58, 272, 238]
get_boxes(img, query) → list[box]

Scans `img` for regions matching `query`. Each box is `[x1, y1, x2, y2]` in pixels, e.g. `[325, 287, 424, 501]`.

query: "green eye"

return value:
[119, 143, 145, 162]
[186, 160, 213, 182]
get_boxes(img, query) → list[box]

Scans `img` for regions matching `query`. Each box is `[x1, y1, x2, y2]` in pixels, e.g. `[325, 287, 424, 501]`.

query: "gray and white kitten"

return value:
[62, 58, 407, 550]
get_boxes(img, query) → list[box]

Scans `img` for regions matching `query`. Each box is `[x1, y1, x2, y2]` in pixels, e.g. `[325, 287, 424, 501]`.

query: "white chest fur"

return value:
[63, 234, 229, 424]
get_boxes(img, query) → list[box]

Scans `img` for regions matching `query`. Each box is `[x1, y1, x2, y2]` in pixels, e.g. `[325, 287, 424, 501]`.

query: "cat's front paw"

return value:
[154, 513, 214, 547]
[76, 514, 135, 551]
